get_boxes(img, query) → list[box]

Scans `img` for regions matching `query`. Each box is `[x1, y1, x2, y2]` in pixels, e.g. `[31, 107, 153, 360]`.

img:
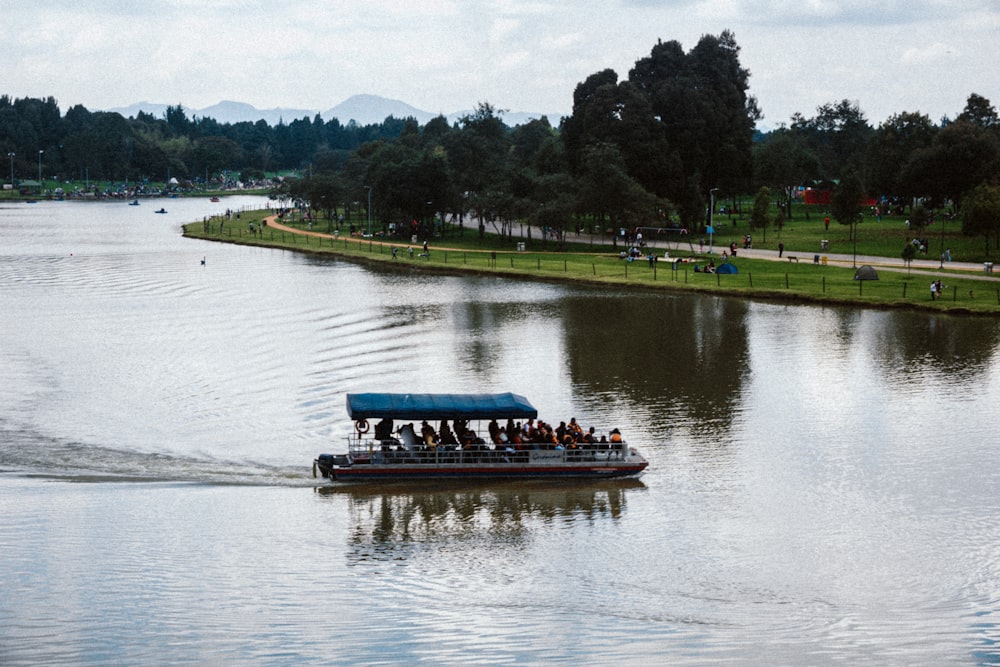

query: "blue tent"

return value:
[346, 393, 538, 421]
[716, 262, 738, 274]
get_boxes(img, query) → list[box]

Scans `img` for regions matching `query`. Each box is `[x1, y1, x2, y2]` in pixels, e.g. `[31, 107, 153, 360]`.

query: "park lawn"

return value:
[708, 202, 988, 263]
[184, 210, 1000, 315]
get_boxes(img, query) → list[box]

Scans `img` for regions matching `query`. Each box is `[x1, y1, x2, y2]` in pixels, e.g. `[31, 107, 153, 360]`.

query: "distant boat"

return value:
[155, 208, 167, 214]
[210, 196, 220, 202]
[25, 199, 38, 204]
[129, 200, 140, 206]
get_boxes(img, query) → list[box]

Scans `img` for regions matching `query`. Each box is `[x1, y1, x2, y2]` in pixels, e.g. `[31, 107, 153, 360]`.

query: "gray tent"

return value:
[854, 265, 879, 280]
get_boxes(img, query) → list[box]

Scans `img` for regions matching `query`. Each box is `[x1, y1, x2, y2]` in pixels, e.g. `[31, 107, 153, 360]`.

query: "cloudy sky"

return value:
[2, 0, 997, 128]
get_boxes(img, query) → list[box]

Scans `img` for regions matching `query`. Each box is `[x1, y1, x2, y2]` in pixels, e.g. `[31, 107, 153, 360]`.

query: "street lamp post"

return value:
[365, 185, 372, 237]
[708, 187, 718, 254]
[938, 210, 947, 269]
[7, 152, 14, 187]
[37, 150, 43, 191]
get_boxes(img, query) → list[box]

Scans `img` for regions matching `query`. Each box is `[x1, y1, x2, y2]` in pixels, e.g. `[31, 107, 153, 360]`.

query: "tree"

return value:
[791, 99, 873, 180]
[956, 93, 999, 131]
[901, 243, 916, 274]
[902, 120, 1000, 210]
[866, 111, 936, 198]
[629, 32, 759, 197]
[832, 170, 865, 232]
[192, 136, 243, 180]
[962, 183, 1000, 256]
[563, 33, 759, 228]
[754, 128, 820, 219]
[831, 169, 866, 265]
[750, 186, 771, 243]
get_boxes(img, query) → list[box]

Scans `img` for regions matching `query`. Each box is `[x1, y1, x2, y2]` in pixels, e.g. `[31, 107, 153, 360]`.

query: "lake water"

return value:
[2, 197, 999, 665]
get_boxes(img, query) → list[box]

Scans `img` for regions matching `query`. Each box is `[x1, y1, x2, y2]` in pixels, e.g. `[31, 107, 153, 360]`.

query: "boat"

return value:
[155, 208, 167, 214]
[129, 199, 140, 206]
[314, 393, 649, 482]
[210, 196, 220, 202]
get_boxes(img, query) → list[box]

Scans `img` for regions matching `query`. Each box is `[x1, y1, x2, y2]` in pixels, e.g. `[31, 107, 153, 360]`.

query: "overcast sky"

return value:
[2, 0, 997, 129]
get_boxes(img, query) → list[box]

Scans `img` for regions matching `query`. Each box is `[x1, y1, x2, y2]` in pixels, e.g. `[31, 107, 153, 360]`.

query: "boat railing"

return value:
[346, 437, 630, 465]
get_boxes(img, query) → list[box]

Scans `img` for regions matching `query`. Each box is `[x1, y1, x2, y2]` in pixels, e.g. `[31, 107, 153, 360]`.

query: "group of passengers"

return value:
[371, 416, 623, 451]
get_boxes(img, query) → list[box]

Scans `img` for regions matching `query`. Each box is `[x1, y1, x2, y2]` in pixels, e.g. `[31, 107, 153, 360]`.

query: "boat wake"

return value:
[0, 426, 316, 487]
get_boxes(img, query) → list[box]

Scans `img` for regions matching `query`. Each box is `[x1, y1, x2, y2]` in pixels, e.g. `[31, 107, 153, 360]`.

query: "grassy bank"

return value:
[183, 210, 1000, 316]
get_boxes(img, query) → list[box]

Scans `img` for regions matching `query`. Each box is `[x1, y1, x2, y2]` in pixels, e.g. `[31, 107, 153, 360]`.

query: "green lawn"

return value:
[184, 209, 1000, 315]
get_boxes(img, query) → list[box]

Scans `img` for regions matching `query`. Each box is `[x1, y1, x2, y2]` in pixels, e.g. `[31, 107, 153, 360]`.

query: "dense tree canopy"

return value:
[3, 38, 999, 253]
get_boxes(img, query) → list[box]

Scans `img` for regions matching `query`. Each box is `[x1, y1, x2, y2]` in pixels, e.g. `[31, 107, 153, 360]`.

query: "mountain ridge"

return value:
[106, 95, 563, 127]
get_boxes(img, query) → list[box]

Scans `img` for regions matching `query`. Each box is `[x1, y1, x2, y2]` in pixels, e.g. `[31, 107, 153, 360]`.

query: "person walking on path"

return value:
[778, 242, 784, 258]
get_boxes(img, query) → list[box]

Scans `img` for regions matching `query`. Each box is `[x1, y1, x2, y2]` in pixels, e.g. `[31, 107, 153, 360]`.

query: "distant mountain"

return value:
[106, 95, 563, 128]
[108, 100, 319, 126]
[324, 94, 438, 126]
[198, 101, 318, 125]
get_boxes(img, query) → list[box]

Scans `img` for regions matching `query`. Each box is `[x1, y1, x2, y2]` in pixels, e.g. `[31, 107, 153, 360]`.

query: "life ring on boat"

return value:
[355, 419, 370, 434]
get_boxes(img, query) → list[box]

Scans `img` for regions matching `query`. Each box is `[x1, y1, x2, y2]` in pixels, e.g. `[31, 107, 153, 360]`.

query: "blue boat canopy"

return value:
[346, 393, 538, 421]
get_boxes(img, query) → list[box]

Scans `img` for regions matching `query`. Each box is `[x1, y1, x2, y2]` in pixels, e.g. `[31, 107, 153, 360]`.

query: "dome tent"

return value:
[854, 265, 879, 280]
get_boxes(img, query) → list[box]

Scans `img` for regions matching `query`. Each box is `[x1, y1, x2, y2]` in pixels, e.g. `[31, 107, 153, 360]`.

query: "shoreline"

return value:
[183, 213, 1000, 317]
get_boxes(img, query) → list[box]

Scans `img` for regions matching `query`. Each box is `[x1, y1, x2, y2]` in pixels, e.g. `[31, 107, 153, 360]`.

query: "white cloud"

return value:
[900, 42, 959, 65]
[0, 1, 996, 126]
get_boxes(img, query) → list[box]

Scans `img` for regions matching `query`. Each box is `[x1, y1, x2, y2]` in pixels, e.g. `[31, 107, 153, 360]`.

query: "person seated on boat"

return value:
[582, 426, 597, 446]
[555, 421, 568, 444]
[420, 420, 437, 446]
[374, 417, 394, 441]
[535, 422, 558, 448]
[609, 428, 623, 444]
[461, 429, 478, 448]
[521, 419, 536, 441]
[438, 420, 458, 446]
[397, 423, 420, 451]
[568, 417, 584, 438]
[488, 419, 502, 444]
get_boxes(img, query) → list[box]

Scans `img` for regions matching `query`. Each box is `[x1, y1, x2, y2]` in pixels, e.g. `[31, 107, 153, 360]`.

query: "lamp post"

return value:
[37, 150, 43, 191]
[708, 187, 718, 254]
[938, 210, 947, 269]
[365, 185, 372, 237]
[7, 152, 14, 187]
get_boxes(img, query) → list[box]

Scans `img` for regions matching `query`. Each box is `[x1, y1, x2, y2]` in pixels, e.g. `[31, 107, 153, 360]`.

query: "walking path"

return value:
[263, 214, 999, 283]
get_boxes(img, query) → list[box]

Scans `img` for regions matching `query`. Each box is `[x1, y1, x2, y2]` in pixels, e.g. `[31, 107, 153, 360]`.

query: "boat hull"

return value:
[315, 450, 648, 483]
[331, 464, 646, 482]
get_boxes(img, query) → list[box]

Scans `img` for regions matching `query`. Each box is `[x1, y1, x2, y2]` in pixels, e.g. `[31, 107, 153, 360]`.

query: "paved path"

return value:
[264, 214, 1000, 283]
[732, 247, 999, 282]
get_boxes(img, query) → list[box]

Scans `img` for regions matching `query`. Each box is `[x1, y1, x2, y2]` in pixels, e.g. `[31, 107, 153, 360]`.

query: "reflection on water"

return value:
[318, 480, 641, 563]
[562, 293, 751, 435]
[3, 199, 1000, 664]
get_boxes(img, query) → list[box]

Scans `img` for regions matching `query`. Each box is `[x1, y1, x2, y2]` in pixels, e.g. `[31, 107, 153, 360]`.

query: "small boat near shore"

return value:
[314, 393, 649, 483]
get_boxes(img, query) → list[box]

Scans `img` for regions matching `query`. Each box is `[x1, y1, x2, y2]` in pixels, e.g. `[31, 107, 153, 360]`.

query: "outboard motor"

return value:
[315, 454, 337, 478]
[314, 453, 352, 479]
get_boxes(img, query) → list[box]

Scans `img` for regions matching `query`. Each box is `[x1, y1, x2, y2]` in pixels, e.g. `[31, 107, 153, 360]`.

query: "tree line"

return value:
[3, 31, 999, 249]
